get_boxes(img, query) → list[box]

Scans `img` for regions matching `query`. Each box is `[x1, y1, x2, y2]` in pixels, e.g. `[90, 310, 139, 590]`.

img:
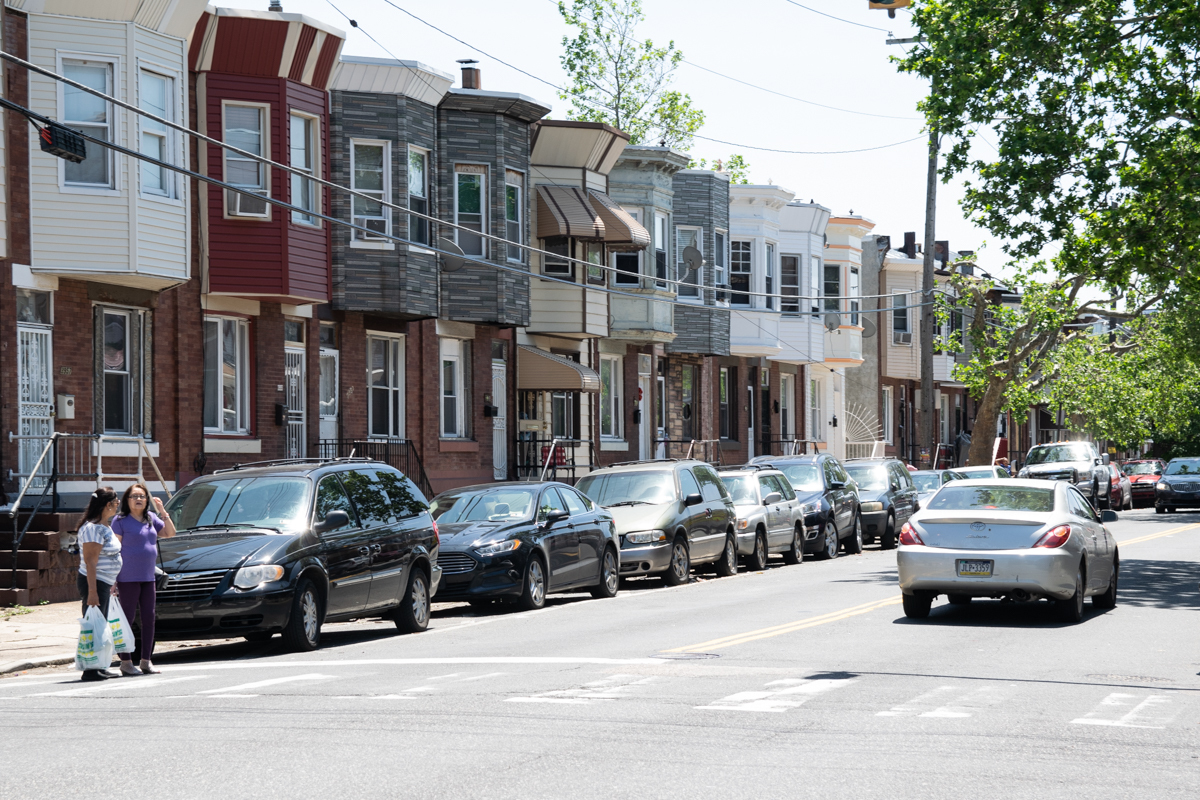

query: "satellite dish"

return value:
[438, 237, 465, 272]
[824, 313, 841, 332]
[861, 317, 877, 338]
[680, 245, 703, 278]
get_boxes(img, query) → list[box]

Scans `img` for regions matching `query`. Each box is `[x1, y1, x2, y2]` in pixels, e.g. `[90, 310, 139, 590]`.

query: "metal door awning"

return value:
[587, 190, 651, 251]
[517, 345, 601, 393]
[536, 186, 605, 240]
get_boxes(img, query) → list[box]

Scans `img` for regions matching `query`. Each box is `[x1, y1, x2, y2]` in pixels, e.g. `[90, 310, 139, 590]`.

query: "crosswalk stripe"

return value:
[697, 676, 857, 713]
[198, 673, 335, 697]
[1071, 693, 1175, 728]
[30, 676, 203, 697]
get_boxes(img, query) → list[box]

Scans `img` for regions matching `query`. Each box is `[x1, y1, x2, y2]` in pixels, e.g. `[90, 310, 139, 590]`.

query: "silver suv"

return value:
[1017, 441, 1111, 507]
[576, 460, 738, 585]
[718, 465, 805, 569]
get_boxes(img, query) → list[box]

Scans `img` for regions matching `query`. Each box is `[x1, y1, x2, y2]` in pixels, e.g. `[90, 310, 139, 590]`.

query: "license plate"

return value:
[956, 559, 993, 577]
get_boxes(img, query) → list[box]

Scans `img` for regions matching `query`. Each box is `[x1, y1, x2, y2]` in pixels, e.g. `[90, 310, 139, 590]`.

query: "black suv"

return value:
[750, 454, 861, 559]
[156, 458, 439, 651]
[843, 458, 919, 549]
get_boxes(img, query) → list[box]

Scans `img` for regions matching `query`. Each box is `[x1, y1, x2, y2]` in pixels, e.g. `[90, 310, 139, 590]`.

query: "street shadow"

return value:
[893, 598, 1091, 628]
[1111, 559, 1200, 610]
[832, 568, 898, 587]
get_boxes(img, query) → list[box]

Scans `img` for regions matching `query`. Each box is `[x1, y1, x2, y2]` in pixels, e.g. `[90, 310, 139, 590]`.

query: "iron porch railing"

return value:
[317, 439, 434, 500]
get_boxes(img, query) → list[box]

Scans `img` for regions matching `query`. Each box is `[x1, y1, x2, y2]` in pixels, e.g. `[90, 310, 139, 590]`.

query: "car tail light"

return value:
[898, 522, 924, 546]
[1033, 524, 1071, 548]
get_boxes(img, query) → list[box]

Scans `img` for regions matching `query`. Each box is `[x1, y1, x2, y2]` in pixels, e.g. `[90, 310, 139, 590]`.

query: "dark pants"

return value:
[77, 573, 113, 677]
[115, 580, 156, 662]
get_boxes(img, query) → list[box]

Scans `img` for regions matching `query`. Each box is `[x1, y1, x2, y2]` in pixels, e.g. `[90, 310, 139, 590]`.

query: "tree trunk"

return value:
[967, 380, 1005, 467]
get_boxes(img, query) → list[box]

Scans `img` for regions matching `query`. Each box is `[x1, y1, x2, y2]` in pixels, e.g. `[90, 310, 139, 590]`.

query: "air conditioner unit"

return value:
[893, 331, 913, 345]
[354, 217, 389, 241]
[227, 188, 269, 218]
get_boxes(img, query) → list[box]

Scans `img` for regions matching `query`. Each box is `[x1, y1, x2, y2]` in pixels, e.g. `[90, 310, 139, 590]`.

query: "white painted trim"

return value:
[202, 295, 261, 316]
[436, 319, 476, 339]
[58, 479, 177, 494]
[203, 438, 262, 454]
[11, 263, 58, 291]
[599, 440, 629, 452]
[279, 21, 302, 79]
[280, 304, 314, 318]
[93, 440, 160, 458]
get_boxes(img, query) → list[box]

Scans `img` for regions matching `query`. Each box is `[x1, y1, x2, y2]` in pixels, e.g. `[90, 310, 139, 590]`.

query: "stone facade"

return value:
[669, 170, 731, 356]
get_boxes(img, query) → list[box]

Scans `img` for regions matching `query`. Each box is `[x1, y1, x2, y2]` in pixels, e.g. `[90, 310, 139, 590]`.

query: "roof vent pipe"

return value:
[902, 231, 917, 259]
[457, 59, 481, 90]
[269, 0, 283, 11]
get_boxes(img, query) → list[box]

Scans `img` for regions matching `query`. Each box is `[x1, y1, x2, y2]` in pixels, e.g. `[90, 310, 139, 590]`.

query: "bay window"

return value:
[505, 170, 523, 262]
[455, 166, 486, 256]
[290, 113, 318, 225]
[139, 70, 173, 197]
[351, 140, 389, 240]
[223, 103, 269, 217]
[730, 241, 752, 306]
[409, 148, 429, 245]
[824, 263, 841, 314]
[781, 255, 801, 314]
[654, 213, 668, 288]
[63, 60, 114, 188]
[677, 226, 702, 299]
[765, 243, 776, 310]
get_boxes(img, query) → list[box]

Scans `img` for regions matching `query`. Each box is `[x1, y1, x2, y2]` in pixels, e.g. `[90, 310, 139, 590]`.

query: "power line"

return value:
[780, 0, 893, 33]
[691, 133, 927, 155]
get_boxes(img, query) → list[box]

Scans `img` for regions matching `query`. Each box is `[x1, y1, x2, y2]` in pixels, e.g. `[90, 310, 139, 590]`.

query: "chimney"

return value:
[457, 59, 481, 90]
[269, 0, 282, 11]
[935, 240, 950, 263]
[902, 232, 917, 259]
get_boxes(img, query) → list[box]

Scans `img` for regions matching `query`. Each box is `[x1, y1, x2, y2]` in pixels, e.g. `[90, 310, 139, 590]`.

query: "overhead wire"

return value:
[779, 0, 894, 33]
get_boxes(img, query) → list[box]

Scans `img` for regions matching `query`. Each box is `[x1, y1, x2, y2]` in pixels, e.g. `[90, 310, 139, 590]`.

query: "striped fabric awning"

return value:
[587, 190, 651, 251]
[536, 186, 605, 241]
[517, 346, 601, 393]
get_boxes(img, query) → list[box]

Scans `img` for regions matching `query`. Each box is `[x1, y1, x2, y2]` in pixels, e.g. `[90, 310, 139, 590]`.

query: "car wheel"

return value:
[1056, 565, 1085, 623]
[844, 514, 863, 555]
[1092, 560, 1118, 609]
[518, 556, 547, 610]
[1155, 504, 1165, 514]
[715, 535, 739, 577]
[748, 528, 769, 571]
[902, 593, 932, 619]
[663, 537, 690, 586]
[243, 632, 274, 643]
[817, 523, 839, 561]
[394, 567, 431, 633]
[1168, 506, 1176, 513]
[880, 514, 897, 550]
[281, 578, 322, 652]
[782, 526, 803, 565]
[947, 594, 972, 605]
[591, 547, 620, 598]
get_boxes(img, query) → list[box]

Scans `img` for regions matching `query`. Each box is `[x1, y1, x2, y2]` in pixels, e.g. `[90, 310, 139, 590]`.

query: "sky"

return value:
[223, 0, 1006, 275]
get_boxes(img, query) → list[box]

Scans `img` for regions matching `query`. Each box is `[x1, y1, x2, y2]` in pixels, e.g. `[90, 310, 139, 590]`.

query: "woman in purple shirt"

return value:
[112, 483, 176, 675]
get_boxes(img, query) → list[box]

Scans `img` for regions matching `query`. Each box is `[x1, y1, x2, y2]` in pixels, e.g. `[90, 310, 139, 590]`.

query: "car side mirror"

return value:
[542, 509, 570, 527]
[1101, 509, 1119, 523]
[763, 492, 782, 505]
[314, 509, 350, 534]
[1154, 470, 1162, 476]
[1101, 454, 1111, 465]
[830, 479, 845, 489]
[684, 492, 703, 507]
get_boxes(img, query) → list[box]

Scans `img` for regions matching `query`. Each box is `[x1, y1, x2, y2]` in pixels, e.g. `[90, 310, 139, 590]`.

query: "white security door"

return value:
[285, 347, 306, 458]
[780, 374, 795, 451]
[319, 348, 339, 448]
[17, 325, 53, 488]
[492, 363, 507, 480]
[638, 376, 651, 460]
[747, 385, 755, 459]
[655, 374, 666, 458]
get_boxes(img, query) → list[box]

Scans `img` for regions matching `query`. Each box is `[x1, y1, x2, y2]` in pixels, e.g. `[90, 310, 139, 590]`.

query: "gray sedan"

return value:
[896, 479, 1119, 623]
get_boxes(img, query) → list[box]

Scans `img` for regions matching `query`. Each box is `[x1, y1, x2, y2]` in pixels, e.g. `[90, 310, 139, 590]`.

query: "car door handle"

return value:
[358, 546, 371, 555]
[371, 544, 382, 553]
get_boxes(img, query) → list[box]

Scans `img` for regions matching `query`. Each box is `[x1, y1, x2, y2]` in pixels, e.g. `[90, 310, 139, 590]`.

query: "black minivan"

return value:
[156, 458, 439, 651]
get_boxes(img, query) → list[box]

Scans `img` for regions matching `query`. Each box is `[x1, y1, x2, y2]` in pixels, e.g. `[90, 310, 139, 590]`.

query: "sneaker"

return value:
[120, 661, 143, 677]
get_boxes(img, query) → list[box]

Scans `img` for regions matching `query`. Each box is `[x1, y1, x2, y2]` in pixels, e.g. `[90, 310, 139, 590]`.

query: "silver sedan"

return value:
[896, 479, 1119, 623]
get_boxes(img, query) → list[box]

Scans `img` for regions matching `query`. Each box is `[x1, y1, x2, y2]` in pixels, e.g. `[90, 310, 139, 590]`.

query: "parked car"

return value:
[843, 458, 920, 549]
[910, 468, 968, 510]
[1016, 441, 1111, 507]
[956, 465, 1010, 480]
[896, 479, 1120, 622]
[718, 466, 804, 569]
[1155, 457, 1200, 514]
[750, 454, 862, 559]
[156, 458, 439, 651]
[428, 482, 618, 609]
[1121, 459, 1166, 507]
[1104, 464, 1133, 511]
[576, 460, 737, 584]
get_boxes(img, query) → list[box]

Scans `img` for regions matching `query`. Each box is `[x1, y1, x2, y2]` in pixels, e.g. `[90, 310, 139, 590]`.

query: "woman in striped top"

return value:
[77, 486, 122, 682]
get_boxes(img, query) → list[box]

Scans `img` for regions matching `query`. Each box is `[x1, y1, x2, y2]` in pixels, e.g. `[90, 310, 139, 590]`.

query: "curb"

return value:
[0, 653, 76, 675]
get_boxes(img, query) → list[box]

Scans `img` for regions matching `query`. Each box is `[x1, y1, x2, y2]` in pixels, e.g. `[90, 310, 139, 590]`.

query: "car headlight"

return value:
[475, 539, 522, 556]
[624, 530, 668, 545]
[1156, 482, 1170, 491]
[801, 502, 820, 515]
[233, 564, 285, 589]
[737, 519, 750, 530]
[860, 501, 884, 513]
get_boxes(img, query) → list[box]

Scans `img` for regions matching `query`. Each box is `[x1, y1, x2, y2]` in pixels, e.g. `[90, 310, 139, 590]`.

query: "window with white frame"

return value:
[613, 209, 641, 285]
[455, 166, 486, 256]
[351, 140, 389, 240]
[824, 263, 841, 314]
[63, 59, 114, 188]
[600, 355, 622, 439]
[654, 213, 668, 288]
[203, 317, 251, 434]
[223, 103, 269, 217]
[849, 267, 861, 325]
[408, 148, 429, 245]
[809, 256, 821, 316]
[139, 70, 173, 197]
[505, 170, 523, 262]
[730, 241, 752, 306]
[810, 377, 823, 440]
[882, 385, 893, 444]
[290, 113, 318, 225]
[440, 338, 469, 438]
[102, 311, 131, 433]
[368, 335, 405, 438]
[676, 226, 702, 299]
[781, 255, 801, 314]
[719, 366, 733, 439]
[714, 230, 727, 302]
[585, 241, 605, 285]
[780, 373, 795, 440]
[893, 293, 910, 334]
[765, 243, 777, 310]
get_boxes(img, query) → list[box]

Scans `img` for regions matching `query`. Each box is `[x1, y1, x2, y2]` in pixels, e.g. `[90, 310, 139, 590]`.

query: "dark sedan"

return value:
[430, 482, 619, 609]
[845, 458, 921, 549]
[751, 454, 862, 559]
[1155, 458, 1200, 514]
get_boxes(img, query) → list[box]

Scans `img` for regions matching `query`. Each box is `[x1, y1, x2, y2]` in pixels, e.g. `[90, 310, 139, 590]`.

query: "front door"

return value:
[746, 385, 755, 459]
[285, 346, 306, 458]
[319, 348, 339, 449]
[17, 324, 53, 489]
[655, 374, 666, 458]
[492, 363, 507, 480]
[314, 474, 371, 616]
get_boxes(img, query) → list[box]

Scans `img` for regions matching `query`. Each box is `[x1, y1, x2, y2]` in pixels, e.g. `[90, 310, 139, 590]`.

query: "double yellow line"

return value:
[1116, 522, 1200, 547]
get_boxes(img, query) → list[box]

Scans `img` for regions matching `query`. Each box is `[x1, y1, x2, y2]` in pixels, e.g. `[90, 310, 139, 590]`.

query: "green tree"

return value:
[686, 154, 751, 183]
[558, 0, 705, 148]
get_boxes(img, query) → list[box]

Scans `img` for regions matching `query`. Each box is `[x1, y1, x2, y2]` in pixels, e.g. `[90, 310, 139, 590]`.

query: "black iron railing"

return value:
[653, 439, 724, 465]
[515, 437, 595, 484]
[318, 439, 434, 499]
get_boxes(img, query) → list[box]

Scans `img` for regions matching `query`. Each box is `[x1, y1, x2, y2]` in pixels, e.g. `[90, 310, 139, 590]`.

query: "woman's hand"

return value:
[110, 585, 119, 597]
[152, 497, 166, 515]
[87, 590, 100, 607]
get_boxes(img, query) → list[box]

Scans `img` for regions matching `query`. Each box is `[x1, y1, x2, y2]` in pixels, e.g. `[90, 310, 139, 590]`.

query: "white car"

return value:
[896, 479, 1119, 622]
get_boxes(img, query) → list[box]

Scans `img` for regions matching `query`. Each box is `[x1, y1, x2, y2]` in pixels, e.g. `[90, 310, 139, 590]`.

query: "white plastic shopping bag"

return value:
[76, 605, 114, 671]
[108, 597, 136, 655]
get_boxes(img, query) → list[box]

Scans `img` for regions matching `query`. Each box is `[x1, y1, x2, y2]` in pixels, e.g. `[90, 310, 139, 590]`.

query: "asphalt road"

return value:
[3, 508, 1199, 799]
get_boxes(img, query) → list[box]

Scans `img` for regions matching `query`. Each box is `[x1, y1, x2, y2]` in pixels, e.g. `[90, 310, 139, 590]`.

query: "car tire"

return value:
[663, 537, 690, 586]
[1155, 504, 1165, 514]
[394, 567, 431, 633]
[844, 514, 863, 555]
[880, 514, 897, 550]
[1092, 482, 1101, 509]
[748, 529, 769, 571]
[902, 593, 932, 619]
[1092, 560, 1118, 609]
[1056, 565, 1085, 623]
[281, 578, 322, 652]
[715, 535, 739, 577]
[590, 547, 620, 598]
[783, 527, 803, 565]
[1168, 506, 1176, 513]
[243, 632, 274, 643]
[817, 523, 839, 561]
[518, 556, 548, 610]
[947, 594, 972, 605]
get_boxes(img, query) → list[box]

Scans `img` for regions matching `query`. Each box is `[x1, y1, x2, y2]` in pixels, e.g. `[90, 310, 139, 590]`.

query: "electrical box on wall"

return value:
[56, 394, 75, 420]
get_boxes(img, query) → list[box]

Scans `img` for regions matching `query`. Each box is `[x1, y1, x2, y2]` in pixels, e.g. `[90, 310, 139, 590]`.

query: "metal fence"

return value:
[317, 439, 433, 499]
[515, 437, 595, 484]
[654, 439, 724, 465]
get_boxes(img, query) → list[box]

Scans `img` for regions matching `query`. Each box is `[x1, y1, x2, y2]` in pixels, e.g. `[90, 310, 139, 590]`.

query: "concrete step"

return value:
[0, 587, 31, 606]
[16, 532, 65, 552]
[0, 550, 79, 570]
[7, 567, 78, 590]
[0, 583, 79, 606]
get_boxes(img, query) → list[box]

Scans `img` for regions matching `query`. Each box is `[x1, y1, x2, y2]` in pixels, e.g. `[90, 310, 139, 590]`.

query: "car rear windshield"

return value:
[430, 488, 537, 523]
[720, 475, 758, 505]
[956, 467, 997, 479]
[926, 486, 1055, 513]
[1122, 462, 1159, 475]
[845, 465, 888, 491]
[166, 476, 311, 533]
[1026, 444, 1094, 464]
[576, 471, 675, 506]
[1165, 459, 1200, 475]
[911, 473, 942, 492]
[777, 464, 823, 492]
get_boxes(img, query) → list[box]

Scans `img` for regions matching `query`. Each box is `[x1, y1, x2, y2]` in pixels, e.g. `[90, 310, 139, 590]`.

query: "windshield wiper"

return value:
[179, 523, 279, 533]
[607, 500, 652, 507]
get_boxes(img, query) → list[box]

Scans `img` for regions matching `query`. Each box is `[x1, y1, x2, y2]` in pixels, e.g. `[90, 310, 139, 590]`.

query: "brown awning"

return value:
[588, 190, 651, 251]
[517, 345, 601, 393]
[536, 186, 605, 241]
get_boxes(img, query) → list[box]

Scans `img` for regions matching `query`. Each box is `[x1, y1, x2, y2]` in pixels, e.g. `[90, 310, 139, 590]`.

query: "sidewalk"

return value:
[0, 600, 81, 673]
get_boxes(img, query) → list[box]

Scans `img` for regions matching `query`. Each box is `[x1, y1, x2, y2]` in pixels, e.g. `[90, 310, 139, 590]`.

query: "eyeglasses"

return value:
[129, 495, 148, 501]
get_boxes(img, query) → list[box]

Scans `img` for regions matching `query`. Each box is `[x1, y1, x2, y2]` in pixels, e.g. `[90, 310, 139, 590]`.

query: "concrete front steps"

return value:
[1, 530, 81, 606]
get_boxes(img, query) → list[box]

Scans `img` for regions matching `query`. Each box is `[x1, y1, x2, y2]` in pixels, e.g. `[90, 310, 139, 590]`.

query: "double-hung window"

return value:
[849, 267, 861, 325]
[882, 386, 894, 444]
[809, 257, 821, 317]
[810, 378, 823, 440]
[719, 367, 734, 439]
[138, 70, 173, 197]
[63, 59, 114, 188]
[102, 311, 131, 433]
[351, 140, 388, 240]
[824, 264, 841, 314]
[203, 317, 251, 434]
[654, 213, 668, 288]
[599, 355, 622, 439]
[676, 226, 702, 300]
[714, 230, 727, 303]
[893, 293, 910, 334]
[781, 255, 801, 314]
[585, 241, 605, 285]
[440, 338, 469, 438]
[730, 241, 752, 306]
[543, 238, 571, 276]
[455, 166, 486, 256]
[368, 335, 405, 438]
[290, 113, 318, 225]
[408, 148, 429, 245]
[613, 209, 642, 285]
[224, 104, 269, 217]
[505, 170, 523, 262]
[765, 243, 776, 310]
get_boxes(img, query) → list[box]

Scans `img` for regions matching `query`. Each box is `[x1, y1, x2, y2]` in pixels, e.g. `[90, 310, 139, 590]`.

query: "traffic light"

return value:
[869, 0, 911, 17]
[39, 122, 86, 163]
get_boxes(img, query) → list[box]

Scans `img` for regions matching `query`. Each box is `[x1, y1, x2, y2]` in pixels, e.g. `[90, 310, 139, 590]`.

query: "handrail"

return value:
[8, 433, 60, 590]
[540, 438, 584, 482]
[7, 432, 58, 519]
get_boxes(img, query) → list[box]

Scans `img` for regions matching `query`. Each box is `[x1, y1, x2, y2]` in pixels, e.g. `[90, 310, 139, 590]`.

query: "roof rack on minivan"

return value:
[213, 456, 378, 474]
[606, 458, 682, 468]
[719, 463, 779, 472]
